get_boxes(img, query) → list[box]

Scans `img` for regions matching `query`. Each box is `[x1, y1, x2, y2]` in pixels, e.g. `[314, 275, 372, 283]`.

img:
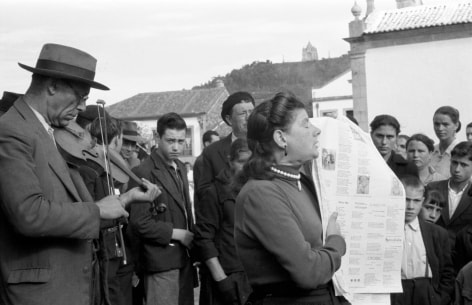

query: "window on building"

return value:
[344, 109, 354, 117]
[321, 110, 338, 118]
[183, 127, 193, 156]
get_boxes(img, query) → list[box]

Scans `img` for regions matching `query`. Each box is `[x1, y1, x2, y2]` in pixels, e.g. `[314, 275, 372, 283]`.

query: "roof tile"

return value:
[365, 2, 472, 34]
[107, 87, 229, 120]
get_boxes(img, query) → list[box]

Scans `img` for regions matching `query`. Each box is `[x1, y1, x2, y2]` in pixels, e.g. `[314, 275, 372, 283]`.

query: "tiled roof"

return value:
[364, 2, 472, 34]
[106, 87, 229, 120]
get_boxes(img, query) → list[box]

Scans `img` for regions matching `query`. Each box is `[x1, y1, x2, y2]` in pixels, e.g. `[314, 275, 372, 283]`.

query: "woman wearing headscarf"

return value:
[234, 92, 348, 305]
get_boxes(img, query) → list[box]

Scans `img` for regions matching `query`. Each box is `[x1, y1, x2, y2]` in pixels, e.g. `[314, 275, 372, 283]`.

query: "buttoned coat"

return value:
[425, 180, 472, 241]
[128, 150, 194, 272]
[419, 220, 455, 305]
[0, 98, 100, 305]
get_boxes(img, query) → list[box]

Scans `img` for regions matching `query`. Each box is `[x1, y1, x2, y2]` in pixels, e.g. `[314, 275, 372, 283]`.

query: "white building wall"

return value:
[314, 71, 352, 98]
[312, 99, 353, 118]
[365, 37, 472, 141]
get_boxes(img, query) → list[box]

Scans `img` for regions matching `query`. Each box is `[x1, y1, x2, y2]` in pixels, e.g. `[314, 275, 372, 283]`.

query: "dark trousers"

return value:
[391, 278, 440, 305]
[108, 261, 133, 305]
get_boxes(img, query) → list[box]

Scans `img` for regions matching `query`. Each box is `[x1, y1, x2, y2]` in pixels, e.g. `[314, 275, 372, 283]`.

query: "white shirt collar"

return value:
[406, 217, 419, 231]
[434, 138, 460, 156]
[448, 180, 470, 195]
[25, 101, 53, 134]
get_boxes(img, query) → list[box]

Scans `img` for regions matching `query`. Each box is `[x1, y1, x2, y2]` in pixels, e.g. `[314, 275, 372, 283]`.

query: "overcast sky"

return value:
[1, 0, 442, 105]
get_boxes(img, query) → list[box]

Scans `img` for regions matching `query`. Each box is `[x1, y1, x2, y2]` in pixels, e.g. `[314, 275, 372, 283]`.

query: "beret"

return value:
[221, 91, 254, 125]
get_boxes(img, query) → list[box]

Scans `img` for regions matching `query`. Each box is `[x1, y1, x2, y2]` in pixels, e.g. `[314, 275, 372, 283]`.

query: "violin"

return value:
[54, 120, 144, 187]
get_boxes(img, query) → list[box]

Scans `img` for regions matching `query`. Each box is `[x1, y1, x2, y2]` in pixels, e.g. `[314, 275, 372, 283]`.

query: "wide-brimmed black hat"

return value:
[122, 121, 142, 143]
[18, 43, 109, 90]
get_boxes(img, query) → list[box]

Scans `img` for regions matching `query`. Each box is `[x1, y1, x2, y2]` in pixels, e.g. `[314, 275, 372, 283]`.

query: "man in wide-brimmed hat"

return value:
[0, 43, 160, 305]
[120, 120, 142, 169]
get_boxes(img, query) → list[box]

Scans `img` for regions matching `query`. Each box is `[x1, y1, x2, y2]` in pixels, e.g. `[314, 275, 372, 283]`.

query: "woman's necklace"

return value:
[270, 166, 302, 191]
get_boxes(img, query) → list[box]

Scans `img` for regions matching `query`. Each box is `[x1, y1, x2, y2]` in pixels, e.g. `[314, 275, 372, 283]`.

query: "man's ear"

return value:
[111, 136, 119, 147]
[46, 79, 58, 96]
[225, 114, 232, 127]
[273, 129, 287, 149]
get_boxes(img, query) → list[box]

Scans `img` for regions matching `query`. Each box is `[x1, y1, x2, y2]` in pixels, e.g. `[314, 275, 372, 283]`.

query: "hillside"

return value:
[193, 55, 350, 110]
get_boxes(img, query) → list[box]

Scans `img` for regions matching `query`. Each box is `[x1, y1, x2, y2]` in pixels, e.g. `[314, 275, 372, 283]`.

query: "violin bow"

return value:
[96, 100, 128, 265]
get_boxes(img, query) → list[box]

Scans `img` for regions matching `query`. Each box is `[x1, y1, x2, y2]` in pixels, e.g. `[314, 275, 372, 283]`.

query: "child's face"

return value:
[420, 203, 442, 223]
[450, 155, 472, 184]
[405, 186, 424, 224]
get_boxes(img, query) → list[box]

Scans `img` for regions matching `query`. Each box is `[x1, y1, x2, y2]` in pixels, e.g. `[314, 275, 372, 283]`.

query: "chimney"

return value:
[366, 0, 375, 16]
[396, 0, 422, 9]
[215, 79, 224, 88]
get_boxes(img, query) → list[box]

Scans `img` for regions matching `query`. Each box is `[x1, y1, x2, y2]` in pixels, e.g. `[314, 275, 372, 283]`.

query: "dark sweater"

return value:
[234, 169, 346, 290]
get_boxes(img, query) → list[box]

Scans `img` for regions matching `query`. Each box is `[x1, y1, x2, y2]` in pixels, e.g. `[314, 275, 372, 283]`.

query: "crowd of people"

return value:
[0, 43, 472, 305]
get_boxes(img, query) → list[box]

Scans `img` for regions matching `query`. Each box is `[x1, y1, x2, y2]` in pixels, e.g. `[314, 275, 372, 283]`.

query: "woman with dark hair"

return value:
[406, 133, 446, 185]
[194, 139, 252, 305]
[431, 106, 461, 178]
[234, 92, 347, 305]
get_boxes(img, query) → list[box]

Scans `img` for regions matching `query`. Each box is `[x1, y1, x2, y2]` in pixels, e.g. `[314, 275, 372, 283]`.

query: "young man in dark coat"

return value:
[370, 114, 418, 179]
[128, 112, 195, 305]
[79, 116, 135, 305]
[391, 176, 454, 305]
[426, 141, 472, 272]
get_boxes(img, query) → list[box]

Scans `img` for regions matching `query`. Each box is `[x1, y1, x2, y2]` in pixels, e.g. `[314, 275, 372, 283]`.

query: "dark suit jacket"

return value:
[0, 98, 100, 305]
[196, 134, 232, 199]
[193, 153, 204, 203]
[426, 180, 472, 241]
[128, 149, 194, 272]
[419, 220, 455, 305]
[387, 151, 419, 179]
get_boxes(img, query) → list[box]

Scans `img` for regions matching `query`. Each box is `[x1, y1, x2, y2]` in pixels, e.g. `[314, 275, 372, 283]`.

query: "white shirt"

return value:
[431, 139, 460, 178]
[448, 180, 469, 218]
[26, 102, 56, 145]
[401, 217, 432, 279]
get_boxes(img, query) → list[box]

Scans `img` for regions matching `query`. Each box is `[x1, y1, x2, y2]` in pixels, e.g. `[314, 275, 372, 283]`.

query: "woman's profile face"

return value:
[433, 113, 458, 142]
[406, 140, 432, 170]
[284, 109, 321, 163]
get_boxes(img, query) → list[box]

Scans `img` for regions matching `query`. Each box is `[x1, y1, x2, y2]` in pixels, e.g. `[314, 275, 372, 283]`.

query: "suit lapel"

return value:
[15, 99, 82, 202]
[450, 182, 472, 224]
[176, 160, 193, 225]
[438, 181, 451, 224]
[419, 220, 432, 258]
[419, 220, 435, 278]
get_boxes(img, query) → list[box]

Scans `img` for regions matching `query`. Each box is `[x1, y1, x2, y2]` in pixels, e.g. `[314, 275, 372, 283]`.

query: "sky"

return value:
[1, 0, 438, 105]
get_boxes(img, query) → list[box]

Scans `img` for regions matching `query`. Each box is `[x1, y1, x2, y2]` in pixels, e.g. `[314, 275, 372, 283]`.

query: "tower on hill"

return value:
[302, 42, 318, 61]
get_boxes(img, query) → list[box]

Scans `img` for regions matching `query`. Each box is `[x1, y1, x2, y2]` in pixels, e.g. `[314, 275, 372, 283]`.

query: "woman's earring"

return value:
[284, 145, 288, 156]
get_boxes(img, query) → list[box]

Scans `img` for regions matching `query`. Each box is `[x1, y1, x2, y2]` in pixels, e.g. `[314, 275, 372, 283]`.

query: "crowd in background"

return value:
[1, 43, 472, 305]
